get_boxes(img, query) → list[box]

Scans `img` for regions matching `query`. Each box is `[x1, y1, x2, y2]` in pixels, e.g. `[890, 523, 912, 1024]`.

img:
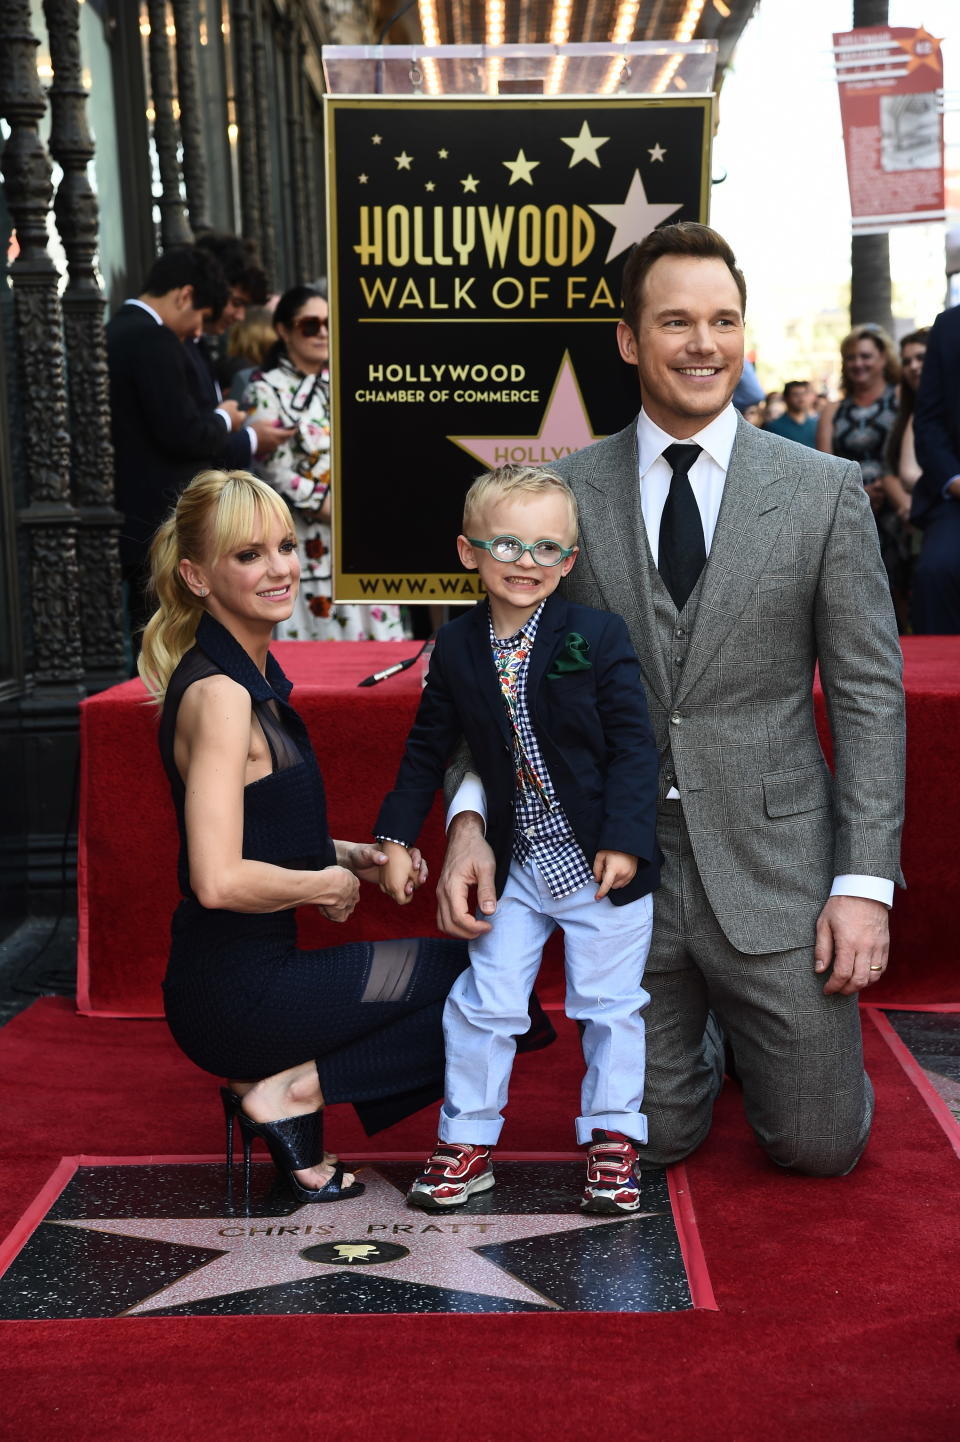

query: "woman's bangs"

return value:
[210, 479, 290, 558]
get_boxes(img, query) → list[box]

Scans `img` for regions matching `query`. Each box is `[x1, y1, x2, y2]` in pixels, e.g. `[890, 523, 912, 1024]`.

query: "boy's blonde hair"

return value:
[138, 469, 293, 702]
[462, 464, 579, 539]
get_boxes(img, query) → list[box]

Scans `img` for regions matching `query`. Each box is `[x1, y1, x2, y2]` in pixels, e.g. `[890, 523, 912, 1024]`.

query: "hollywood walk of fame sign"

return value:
[325, 96, 712, 603]
[0, 1160, 708, 1318]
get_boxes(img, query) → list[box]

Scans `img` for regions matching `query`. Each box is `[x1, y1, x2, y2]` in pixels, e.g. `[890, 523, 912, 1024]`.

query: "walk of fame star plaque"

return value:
[325, 95, 712, 603]
[0, 1157, 714, 1317]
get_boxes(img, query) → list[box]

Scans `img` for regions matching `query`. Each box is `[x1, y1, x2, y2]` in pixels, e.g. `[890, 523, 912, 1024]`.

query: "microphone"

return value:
[357, 636, 434, 687]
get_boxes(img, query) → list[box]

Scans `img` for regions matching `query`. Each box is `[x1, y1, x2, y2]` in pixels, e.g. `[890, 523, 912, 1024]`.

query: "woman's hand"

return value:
[315, 865, 360, 923]
[334, 840, 429, 893]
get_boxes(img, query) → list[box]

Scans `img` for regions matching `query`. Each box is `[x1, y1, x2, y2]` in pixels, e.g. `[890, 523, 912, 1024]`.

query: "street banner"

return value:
[833, 25, 945, 236]
[325, 96, 711, 602]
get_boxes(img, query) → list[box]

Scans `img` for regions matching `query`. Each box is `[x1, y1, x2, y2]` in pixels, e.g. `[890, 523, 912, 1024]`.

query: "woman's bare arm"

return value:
[178, 674, 358, 915]
[815, 401, 838, 454]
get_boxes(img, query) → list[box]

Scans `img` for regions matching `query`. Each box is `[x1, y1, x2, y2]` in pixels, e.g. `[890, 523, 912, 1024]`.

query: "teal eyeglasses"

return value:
[467, 535, 576, 567]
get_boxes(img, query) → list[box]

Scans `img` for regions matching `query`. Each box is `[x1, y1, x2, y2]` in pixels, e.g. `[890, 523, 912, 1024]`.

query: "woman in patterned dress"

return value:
[816, 324, 905, 625]
[246, 286, 409, 641]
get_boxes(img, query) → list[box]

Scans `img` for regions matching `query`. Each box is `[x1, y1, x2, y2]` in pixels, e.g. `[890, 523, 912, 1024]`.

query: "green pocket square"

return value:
[548, 631, 592, 678]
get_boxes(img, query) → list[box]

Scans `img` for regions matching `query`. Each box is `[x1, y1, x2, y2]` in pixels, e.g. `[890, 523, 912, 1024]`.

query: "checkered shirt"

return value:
[490, 606, 595, 900]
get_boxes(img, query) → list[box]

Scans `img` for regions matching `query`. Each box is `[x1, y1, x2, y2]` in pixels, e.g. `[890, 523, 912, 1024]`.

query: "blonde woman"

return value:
[138, 469, 469, 1202]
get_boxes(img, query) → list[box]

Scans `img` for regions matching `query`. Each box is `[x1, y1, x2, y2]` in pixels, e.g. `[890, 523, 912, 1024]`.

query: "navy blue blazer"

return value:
[912, 303, 960, 527]
[375, 592, 661, 906]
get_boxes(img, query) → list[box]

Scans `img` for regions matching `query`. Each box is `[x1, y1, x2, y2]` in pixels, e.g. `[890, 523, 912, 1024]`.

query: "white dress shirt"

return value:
[450, 402, 893, 908]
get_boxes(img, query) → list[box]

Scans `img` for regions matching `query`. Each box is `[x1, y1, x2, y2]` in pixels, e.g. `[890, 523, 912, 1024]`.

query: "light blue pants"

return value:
[439, 856, 653, 1147]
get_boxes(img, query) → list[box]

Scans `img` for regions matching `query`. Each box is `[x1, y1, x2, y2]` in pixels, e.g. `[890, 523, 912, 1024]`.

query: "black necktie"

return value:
[658, 443, 706, 611]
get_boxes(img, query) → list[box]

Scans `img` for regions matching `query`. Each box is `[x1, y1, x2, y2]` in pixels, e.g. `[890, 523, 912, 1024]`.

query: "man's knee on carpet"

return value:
[751, 1081, 874, 1177]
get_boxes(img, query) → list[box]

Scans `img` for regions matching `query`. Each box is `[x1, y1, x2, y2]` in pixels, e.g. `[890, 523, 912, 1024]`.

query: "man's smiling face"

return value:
[617, 253, 744, 439]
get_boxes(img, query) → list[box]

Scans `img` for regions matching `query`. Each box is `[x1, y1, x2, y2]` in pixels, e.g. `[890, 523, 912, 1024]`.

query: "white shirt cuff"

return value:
[215, 407, 231, 430]
[245, 424, 258, 456]
[445, 772, 487, 833]
[830, 874, 894, 908]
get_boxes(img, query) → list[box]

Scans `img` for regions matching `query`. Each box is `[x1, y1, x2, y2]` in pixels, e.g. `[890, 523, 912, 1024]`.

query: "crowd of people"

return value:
[732, 320, 958, 634]
[105, 231, 411, 660]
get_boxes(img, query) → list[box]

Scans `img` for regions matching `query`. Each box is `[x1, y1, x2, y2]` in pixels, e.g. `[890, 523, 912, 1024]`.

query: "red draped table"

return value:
[78, 638, 960, 1015]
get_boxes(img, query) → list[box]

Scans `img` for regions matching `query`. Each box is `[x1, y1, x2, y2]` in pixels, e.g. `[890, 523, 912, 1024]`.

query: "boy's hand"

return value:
[378, 841, 418, 906]
[593, 850, 638, 900]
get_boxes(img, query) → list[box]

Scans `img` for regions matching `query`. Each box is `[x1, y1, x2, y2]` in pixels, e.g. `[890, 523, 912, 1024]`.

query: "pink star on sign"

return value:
[449, 354, 600, 471]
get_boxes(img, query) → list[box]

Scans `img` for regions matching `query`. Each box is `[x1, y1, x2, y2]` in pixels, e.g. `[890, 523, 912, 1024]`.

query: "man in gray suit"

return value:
[437, 223, 905, 1176]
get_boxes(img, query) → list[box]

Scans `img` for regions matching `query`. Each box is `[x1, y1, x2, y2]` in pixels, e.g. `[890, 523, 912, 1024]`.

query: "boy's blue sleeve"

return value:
[593, 612, 660, 863]
[373, 636, 467, 846]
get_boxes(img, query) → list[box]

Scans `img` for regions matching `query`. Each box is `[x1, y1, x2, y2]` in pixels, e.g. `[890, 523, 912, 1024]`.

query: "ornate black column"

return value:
[146, 0, 192, 247]
[171, 0, 212, 236]
[251, 0, 277, 281]
[283, 4, 308, 280]
[0, 0, 84, 910]
[0, 0, 83, 690]
[230, 0, 262, 246]
[297, 38, 319, 280]
[43, 0, 126, 689]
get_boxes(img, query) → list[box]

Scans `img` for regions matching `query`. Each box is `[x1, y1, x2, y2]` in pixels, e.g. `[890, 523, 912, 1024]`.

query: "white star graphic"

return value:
[53, 1169, 655, 1315]
[503, 149, 540, 186]
[371, 134, 382, 145]
[425, 181, 435, 192]
[560, 121, 610, 168]
[648, 143, 667, 162]
[460, 174, 479, 193]
[358, 173, 368, 184]
[589, 170, 684, 263]
[395, 151, 413, 170]
[450, 353, 600, 471]
[438, 148, 449, 159]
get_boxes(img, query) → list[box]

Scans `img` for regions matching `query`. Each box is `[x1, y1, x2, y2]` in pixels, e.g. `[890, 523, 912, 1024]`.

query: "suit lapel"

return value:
[527, 591, 568, 702]
[574, 423, 672, 709]
[674, 415, 802, 707]
[462, 601, 512, 745]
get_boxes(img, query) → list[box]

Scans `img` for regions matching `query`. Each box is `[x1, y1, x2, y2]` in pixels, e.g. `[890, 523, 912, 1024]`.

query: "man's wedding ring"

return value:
[869, 964, 883, 971]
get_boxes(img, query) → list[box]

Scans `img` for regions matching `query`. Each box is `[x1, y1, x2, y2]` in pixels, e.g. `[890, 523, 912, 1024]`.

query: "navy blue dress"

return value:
[158, 614, 470, 1130]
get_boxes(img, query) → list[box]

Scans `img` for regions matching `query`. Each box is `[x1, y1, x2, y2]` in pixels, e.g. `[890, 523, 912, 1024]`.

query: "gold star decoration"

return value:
[438, 148, 449, 159]
[460, 174, 479, 193]
[503, 149, 540, 186]
[896, 25, 943, 74]
[371, 134, 382, 144]
[358, 173, 368, 184]
[425, 181, 435, 192]
[395, 151, 413, 170]
[560, 121, 609, 169]
[648, 143, 667, 163]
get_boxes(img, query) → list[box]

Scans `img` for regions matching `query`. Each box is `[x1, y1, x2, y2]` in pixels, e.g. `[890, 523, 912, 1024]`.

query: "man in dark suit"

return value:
[436, 223, 905, 1179]
[184, 232, 271, 464]
[106, 246, 291, 641]
[911, 302, 960, 632]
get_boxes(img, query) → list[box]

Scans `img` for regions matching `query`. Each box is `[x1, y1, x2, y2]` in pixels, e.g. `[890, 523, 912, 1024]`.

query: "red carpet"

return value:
[79, 636, 960, 1016]
[0, 998, 956, 1441]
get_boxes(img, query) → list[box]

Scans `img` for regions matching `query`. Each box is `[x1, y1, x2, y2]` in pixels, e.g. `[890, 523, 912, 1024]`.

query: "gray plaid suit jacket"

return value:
[551, 411, 906, 955]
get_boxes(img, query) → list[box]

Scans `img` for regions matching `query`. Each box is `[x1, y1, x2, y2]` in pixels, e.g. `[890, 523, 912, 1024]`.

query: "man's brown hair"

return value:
[620, 222, 747, 333]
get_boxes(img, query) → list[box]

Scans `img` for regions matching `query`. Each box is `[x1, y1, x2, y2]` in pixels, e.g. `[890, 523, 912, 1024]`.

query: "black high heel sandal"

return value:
[234, 1104, 364, 1204]
[220, 1087, 244, 1185]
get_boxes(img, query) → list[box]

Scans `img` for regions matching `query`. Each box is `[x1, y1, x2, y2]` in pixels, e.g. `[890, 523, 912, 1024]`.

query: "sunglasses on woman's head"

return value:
[292, 315, 328, 337]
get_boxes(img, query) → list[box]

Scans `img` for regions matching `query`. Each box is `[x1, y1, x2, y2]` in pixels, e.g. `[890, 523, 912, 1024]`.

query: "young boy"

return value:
[375, 465, 660, 1214]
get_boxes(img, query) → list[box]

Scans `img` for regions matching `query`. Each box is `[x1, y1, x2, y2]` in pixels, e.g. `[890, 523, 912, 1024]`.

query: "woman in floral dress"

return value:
[247, 286, 408, 641]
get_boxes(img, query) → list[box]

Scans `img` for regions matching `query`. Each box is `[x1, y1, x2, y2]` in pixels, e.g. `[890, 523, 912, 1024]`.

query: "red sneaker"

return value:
[582, 1130, 643, 1214]
[407, 1141, 495, 1210]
